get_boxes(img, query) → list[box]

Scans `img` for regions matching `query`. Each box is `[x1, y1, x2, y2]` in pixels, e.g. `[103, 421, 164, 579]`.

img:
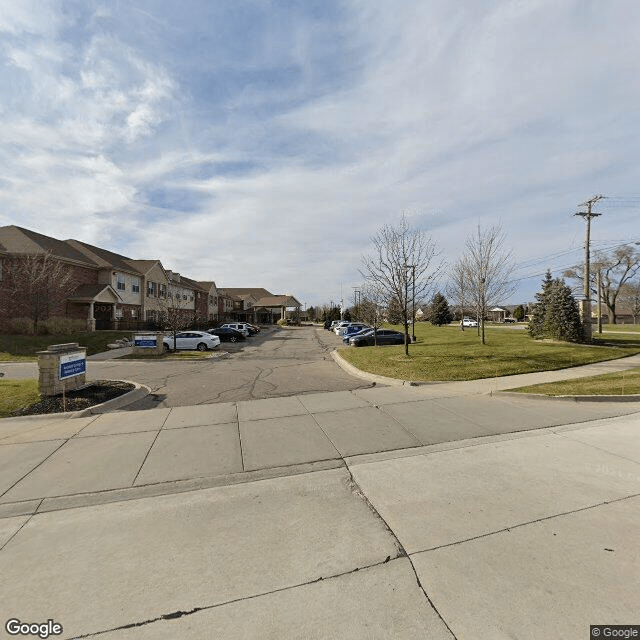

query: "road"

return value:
[1, 326, 371, 408]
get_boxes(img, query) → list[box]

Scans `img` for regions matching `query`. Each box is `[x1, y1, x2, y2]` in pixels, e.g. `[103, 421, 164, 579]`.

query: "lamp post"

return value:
[405, 264, 416, 341]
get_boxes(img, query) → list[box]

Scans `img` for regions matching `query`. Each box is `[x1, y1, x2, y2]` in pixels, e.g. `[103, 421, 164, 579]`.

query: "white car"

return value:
[333, 321, 351, 335]
[220, 322, 251, 337]
[461, 318, 478, 327]
[163, 331, 221, 351]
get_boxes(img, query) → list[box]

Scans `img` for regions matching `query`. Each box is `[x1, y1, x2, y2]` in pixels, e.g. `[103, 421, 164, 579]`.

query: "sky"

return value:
[1, 0, 640, 309]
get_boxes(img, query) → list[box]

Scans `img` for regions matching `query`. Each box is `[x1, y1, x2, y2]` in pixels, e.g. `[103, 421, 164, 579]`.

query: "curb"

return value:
[330, 349, 431, 388]
[495, 390, 640, 403]
[2, 380, 151, 422]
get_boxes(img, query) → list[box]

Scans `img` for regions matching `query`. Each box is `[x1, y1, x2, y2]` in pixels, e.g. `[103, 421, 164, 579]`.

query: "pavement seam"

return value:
[552, 429, 640, 468]
[131, 428, 163, 487]
[235, 403, 245, 472]
[69, 557, 410, 639]
[343, 461, 460, 640]
[307, 412, 345, 460]
[0, 499, 42, 552]
[0, 460, 347, 518]
[0, 439, 70, 501]
[412, 491, 640, 555]
[377, 403, 438, 446]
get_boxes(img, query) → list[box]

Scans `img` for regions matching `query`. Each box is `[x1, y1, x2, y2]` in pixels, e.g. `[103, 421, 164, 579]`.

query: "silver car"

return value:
[163, 331, 221, 351]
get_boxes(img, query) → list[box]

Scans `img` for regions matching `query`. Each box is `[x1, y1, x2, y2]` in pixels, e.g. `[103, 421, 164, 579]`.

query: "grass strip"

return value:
[0, 379, 40, 418]
[505, 367, 640, 396]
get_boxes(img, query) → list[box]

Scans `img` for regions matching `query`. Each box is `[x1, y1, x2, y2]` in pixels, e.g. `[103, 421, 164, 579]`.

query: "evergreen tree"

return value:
[428, 292, 453, 326]
[529, 271, 584, 342]
[386, 296, 404, 325]
[513, 304, 525, 321]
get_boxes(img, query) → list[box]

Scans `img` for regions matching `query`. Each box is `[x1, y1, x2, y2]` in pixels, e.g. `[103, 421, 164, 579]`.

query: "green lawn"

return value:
[0, 379, 39, 418]
[506, 367, 640, 396]
[0, 331, 133, 361]
[338, 323, 640, 381]
[597, 324, 640, 333]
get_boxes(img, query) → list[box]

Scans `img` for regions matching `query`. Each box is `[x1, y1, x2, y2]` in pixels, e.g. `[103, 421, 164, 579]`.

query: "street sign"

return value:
[59, 353, 86, 380]
[134, 335, 157, 348]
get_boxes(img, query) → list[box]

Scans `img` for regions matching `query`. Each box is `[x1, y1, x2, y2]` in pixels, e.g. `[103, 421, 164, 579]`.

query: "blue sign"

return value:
[134, 335, 157, 348]
[59, 353, 86, 380]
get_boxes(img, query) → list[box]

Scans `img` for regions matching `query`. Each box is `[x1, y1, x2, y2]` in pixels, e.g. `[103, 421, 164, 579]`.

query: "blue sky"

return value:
[1, 0, 639, 308]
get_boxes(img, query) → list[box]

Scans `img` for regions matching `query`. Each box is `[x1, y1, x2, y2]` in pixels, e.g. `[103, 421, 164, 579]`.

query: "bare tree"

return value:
[564, 245, 640, 324]
[461, 224, 515, 344]
[357, 281, 386, 345]
[447, 256, 470, 331]
[619, 280, 640, 324]
[360, 214, 442, 355]
[157, 284, 197, 352]
[8, 253, 75, 333]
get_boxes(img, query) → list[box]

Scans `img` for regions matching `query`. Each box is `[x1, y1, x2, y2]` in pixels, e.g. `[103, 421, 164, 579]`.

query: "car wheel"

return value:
[229, 336, 238, 342]
[197, 342, 208, 351]
[163, 343, 170, 352]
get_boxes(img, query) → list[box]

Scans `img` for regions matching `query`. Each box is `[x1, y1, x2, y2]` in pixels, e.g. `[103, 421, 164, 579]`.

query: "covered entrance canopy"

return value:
[68, 284, 121, 330]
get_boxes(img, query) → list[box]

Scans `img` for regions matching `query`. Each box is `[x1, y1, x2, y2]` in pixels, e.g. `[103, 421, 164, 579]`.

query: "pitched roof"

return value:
[123, 259, 165, 276]
[68, 283, 122, 302]
[0, 225, 98, 266]
[65, 239, 143, 274]
[223, 288, 273, 299]
[254, 295, 301, 308]
[180, 275, 208, 292]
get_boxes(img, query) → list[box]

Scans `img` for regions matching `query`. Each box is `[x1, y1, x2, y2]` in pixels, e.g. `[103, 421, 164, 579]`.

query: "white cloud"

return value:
[1, 0, 640, 306]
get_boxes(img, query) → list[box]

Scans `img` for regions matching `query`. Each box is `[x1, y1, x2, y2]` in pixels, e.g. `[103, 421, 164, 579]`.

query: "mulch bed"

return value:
[10, 380, 135, 416]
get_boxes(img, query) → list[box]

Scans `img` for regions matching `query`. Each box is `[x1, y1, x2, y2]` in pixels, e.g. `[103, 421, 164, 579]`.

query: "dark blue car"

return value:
[342, 326, 372, 343]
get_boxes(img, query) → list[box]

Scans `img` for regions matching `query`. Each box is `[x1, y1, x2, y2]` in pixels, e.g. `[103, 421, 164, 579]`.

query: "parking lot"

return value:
[94, 325, 370, 408]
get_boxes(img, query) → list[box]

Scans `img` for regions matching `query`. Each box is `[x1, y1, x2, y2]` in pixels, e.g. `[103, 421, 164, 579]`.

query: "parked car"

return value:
[504, 317, 516, 323]
[245, 323, 261, 334]
[343, 327, 372, 343]
[349, 329, 405, 347]
[220, 322, 251, 337]
[333, 321, 352, 335]
[340, 323, 370, 338]
[163, 331, 221, 351]
[462, 318, 478, 327]
[323, 319, 333, 330]
[208, 327, 246, 342]
[329, 320, 342, 332]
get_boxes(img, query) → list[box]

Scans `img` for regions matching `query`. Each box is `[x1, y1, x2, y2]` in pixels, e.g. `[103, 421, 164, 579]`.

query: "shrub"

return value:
[277, 319, 288, 326]
[7, 318, 35, 335]
[39, 317, 87, 335]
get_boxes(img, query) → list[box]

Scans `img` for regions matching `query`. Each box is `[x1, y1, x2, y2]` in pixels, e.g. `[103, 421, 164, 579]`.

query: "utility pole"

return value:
[597, 269, 602, 334]
[575, 195, 603, 341]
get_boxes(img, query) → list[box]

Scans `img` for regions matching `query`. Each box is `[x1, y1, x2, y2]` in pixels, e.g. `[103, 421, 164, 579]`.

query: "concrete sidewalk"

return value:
[0, 401, 638, 638]
[1, 388, 640, 513]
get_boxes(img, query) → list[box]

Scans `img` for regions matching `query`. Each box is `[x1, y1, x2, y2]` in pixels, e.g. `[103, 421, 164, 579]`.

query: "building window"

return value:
[116, 273, 126, 291]
[147, 282, 157, 297]
[146, 310, 157, 321]
[115, 307, 124, 319]
[132, 277, 140, 293]
[131, 308, 138, 319]
[159, 284, 167, 298]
